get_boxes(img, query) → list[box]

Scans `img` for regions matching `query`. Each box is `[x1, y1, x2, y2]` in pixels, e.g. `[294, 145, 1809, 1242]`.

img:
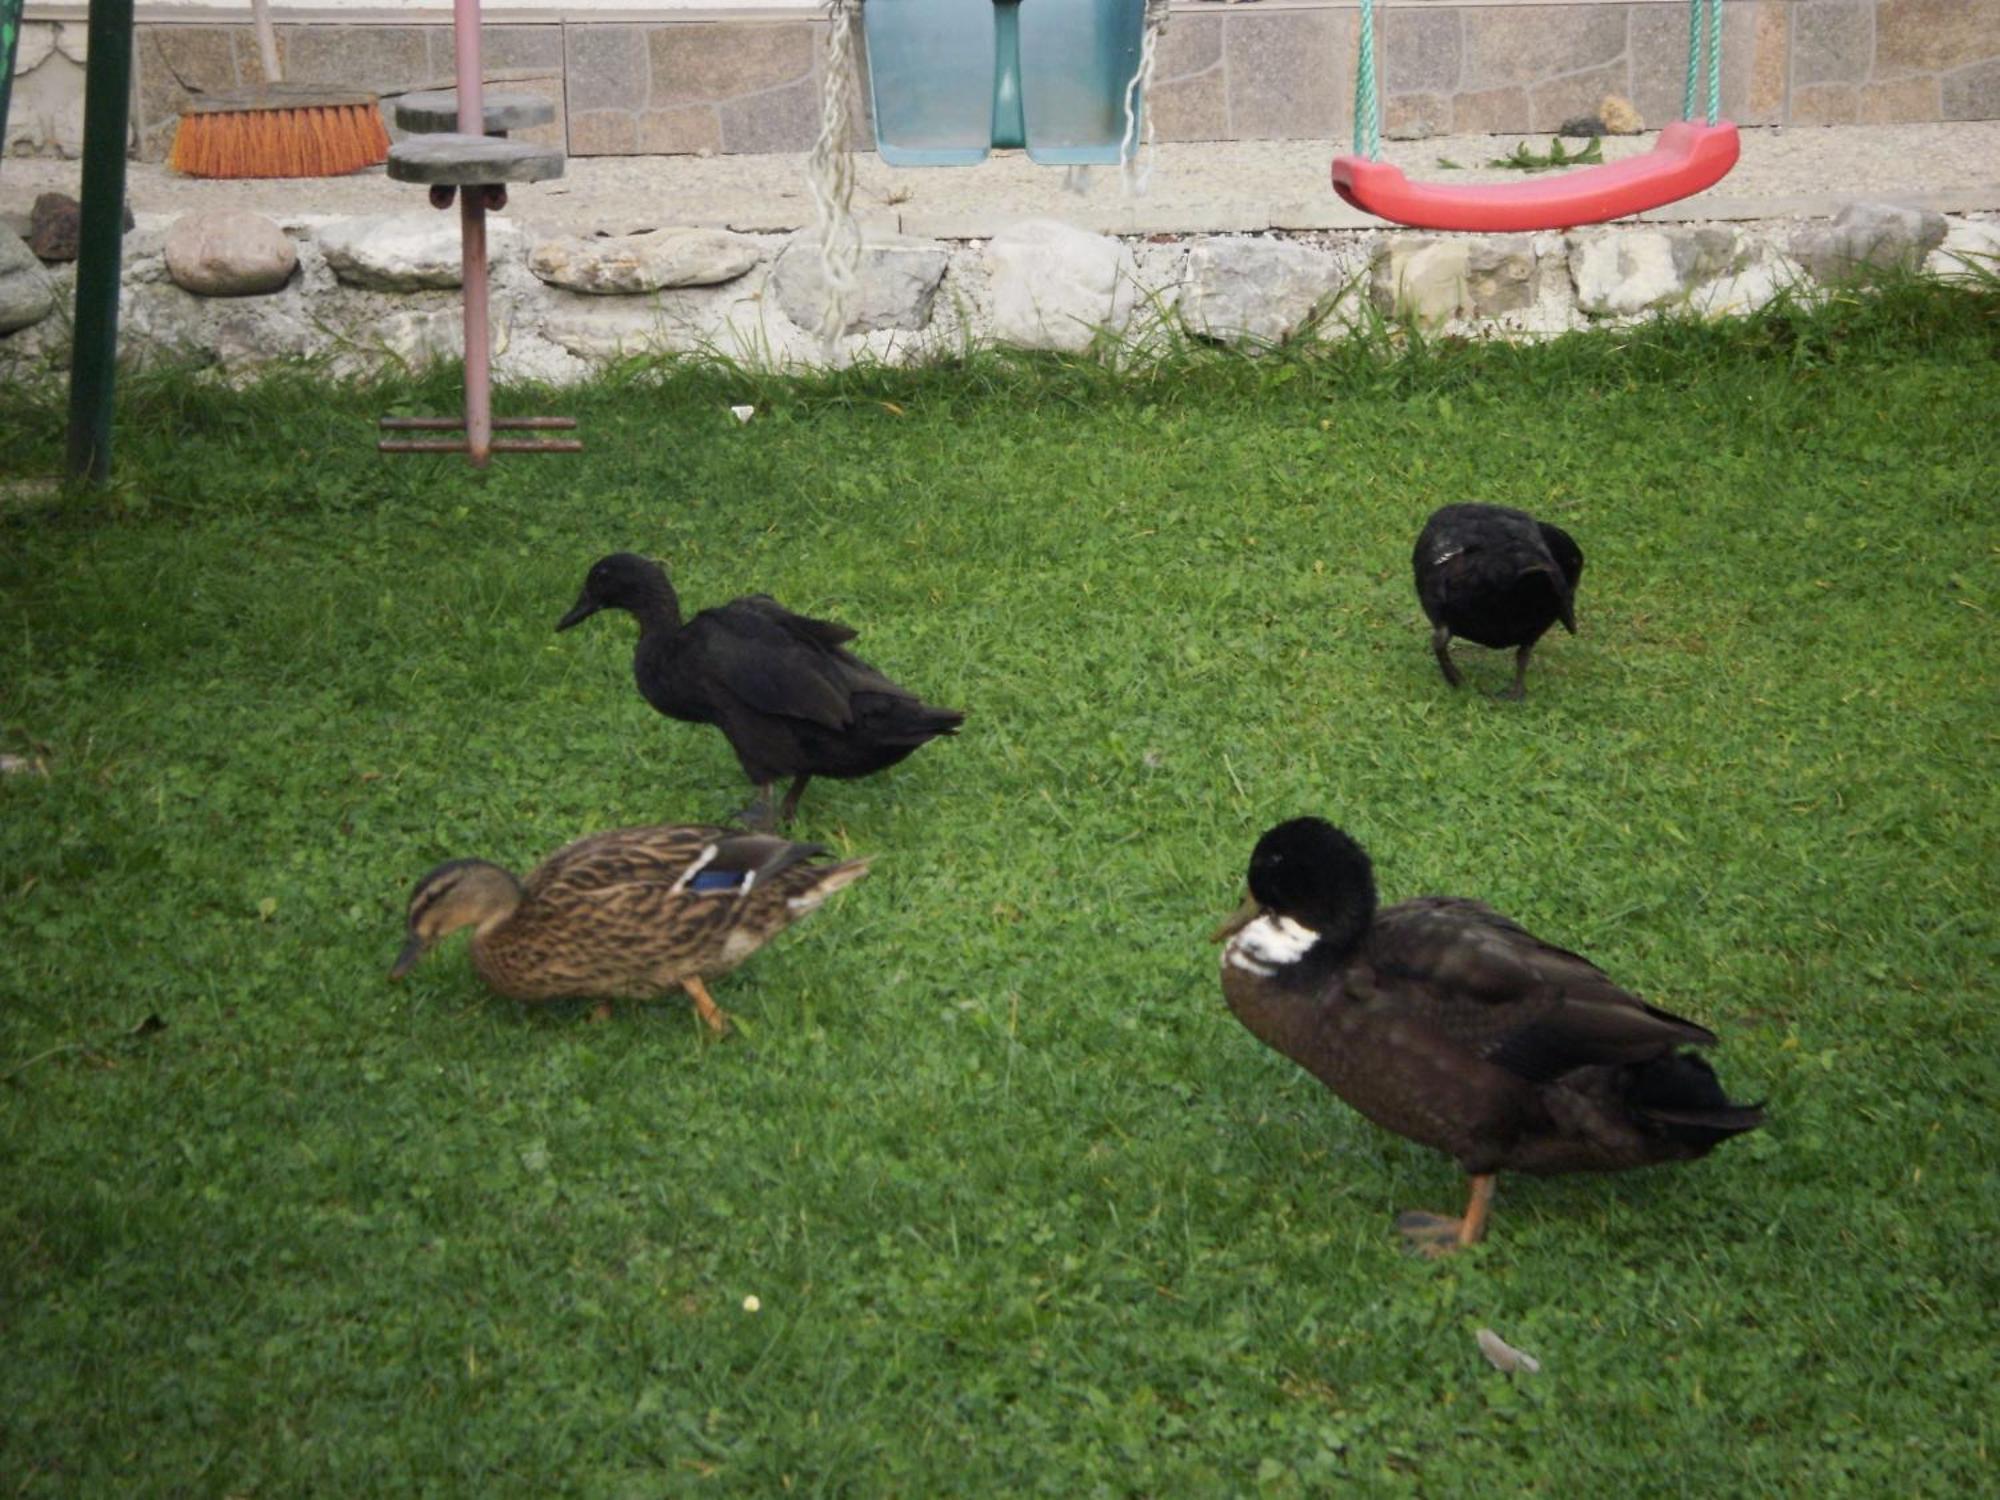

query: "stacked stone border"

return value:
[2, 203, 1995, 382]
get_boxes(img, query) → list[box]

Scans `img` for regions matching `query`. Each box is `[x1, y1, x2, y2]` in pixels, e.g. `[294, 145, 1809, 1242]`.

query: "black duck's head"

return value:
[556, 553, 677, 632]
[390, 859, 524, 980]
[1216, 817, 1378, 976]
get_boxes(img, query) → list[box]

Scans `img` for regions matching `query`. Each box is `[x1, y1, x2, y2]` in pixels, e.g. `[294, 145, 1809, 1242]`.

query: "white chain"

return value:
[808, 0, 864, 354]
[1119, 0, 1170, 196]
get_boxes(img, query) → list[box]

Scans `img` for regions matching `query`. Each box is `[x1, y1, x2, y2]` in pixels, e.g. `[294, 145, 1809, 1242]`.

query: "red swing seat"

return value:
[1332, 120, 1740, 234]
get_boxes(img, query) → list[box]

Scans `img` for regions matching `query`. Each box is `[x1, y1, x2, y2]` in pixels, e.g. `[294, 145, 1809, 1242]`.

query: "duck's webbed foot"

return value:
[724, 782, 779, 832]
[681, 976, 734, 1038]
[1394, 1174, 1495, 1258]
[1431, 626, 1463, 689]
[776, 774, 812, 828]
[1496, 645, 1533, 701]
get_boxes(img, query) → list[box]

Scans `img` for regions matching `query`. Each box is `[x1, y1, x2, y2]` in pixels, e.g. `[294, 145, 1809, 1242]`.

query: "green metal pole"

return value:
[1, 0, 28, 152]
[65, 0, 136, 484]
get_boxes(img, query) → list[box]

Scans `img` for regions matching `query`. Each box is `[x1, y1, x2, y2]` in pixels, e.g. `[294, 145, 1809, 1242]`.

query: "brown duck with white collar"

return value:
[1214, 817, 1763, 1255]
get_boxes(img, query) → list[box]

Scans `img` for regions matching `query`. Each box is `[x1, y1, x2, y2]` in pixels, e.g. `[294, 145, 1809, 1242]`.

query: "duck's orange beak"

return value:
[1209, 891, 1260, 944]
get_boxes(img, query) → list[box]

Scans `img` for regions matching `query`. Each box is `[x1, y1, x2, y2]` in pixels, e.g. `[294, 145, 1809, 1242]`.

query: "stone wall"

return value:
[6, 3, 1998, 162]
[3, 200, 1995, 385]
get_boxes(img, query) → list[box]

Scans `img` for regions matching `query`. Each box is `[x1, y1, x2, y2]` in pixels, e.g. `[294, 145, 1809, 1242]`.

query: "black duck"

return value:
[1413, 503, 1584, 698]
[1215, 817, 1762, 1254]
[392, 823, 871, 1033]
[557, 553, 965, 829]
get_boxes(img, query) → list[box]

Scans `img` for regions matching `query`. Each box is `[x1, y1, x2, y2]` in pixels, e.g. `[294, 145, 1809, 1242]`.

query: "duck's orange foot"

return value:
[682, 976, 734, 1039]
[1395, 1210, 1474, 1259]
[1394, 1174, 1496, 1258]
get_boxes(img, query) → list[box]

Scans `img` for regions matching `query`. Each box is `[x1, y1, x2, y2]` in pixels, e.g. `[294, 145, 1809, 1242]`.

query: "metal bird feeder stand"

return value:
[377, 0, 577, 466]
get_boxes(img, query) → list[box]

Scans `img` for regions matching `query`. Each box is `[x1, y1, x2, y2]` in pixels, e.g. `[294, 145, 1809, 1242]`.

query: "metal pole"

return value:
[1, 0, 28, 151]
[454, 0, 490, 467]
[65, 0, 136, 484]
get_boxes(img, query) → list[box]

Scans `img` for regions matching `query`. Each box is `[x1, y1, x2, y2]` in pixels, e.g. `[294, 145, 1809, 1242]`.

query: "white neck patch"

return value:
[1225, 913, 1321, 976]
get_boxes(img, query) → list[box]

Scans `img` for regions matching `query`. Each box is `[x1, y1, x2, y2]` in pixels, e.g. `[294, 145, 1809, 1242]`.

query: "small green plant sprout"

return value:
[1488, 136, 1606, 172]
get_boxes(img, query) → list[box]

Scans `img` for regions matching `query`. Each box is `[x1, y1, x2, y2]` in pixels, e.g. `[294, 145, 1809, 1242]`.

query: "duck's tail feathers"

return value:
[1535, 522, 1584, 632]
[1630, 1051, 1766, 1150]
[785, 857, 873, 915]
[1517, 562, 1577, 635]
[859, 695, 966, 746]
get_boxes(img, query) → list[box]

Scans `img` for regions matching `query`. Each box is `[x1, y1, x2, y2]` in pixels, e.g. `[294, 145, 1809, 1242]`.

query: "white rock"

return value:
[209, 303, 321, 368]
[1185, 237, 1349, 344]
[1569, 230, 1684, 317]
[316, 213, 520, 292]
[164, 209, 297, 297]
[117, 282, 213, 363]
[1476, 1327, 1542, 1376]
[542, 302, 676, 361]
[1375, 236, 1540, 327]
[730, 405, 755, 423]
[1926, 219, 2000, 281]
[528, 227, 761, 295]
[1373, 238, 1466, 326]
[371, 307, 465, 364]
[0, 226, 56, 334]
[1793, 201, 1949, 282]
[985, 218, 1139, 352]
[770, 232, 950, 335]
[1688, 256, 1803, 318]
[1463, 238, 1537, 318]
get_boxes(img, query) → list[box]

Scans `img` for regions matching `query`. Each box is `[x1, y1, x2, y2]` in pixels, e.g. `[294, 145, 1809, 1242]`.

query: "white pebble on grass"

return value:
[1476, 1327, 1541, 1375]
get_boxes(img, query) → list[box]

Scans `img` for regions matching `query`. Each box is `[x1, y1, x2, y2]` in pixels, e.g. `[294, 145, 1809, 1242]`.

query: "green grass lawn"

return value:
[2, 284, 1996, 1495]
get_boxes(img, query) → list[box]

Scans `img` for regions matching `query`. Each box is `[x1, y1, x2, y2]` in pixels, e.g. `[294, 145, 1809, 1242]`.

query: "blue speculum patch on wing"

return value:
[686, 869, 749, 893]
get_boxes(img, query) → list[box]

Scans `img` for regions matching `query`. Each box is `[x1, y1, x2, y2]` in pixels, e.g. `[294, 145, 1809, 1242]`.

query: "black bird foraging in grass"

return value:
[557, 553, 965, 829]
[1214, 817, 1763, 1256]
[1413, 503, 1584, 699]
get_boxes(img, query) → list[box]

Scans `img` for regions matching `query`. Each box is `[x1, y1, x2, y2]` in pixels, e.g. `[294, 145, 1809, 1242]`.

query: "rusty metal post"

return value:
[454, 0, 491, 467]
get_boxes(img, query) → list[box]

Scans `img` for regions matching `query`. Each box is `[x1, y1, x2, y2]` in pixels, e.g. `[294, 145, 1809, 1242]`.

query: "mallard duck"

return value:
[1413, 503, 1584, 698]
[557, 553, 965, 829]
[391, 824, 871, 1032]
[1215, 818, 1762, 1255]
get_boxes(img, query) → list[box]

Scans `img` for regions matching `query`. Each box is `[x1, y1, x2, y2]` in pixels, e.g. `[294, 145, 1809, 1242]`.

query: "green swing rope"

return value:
[1353, 0, 1380, 162]
[1684, 0, 1725, 126]
[1352, 0, 1724, 161]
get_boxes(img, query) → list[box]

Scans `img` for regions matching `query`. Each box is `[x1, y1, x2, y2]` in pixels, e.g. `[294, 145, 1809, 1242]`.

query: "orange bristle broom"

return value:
[167, 0, 391, 179]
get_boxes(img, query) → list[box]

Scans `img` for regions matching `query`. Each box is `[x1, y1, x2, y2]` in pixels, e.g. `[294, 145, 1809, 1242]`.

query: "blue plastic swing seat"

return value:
[862, 0, 1146, 167]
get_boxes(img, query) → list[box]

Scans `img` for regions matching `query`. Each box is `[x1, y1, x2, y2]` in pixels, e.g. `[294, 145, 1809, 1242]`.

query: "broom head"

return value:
[169, 85, 392, 179]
